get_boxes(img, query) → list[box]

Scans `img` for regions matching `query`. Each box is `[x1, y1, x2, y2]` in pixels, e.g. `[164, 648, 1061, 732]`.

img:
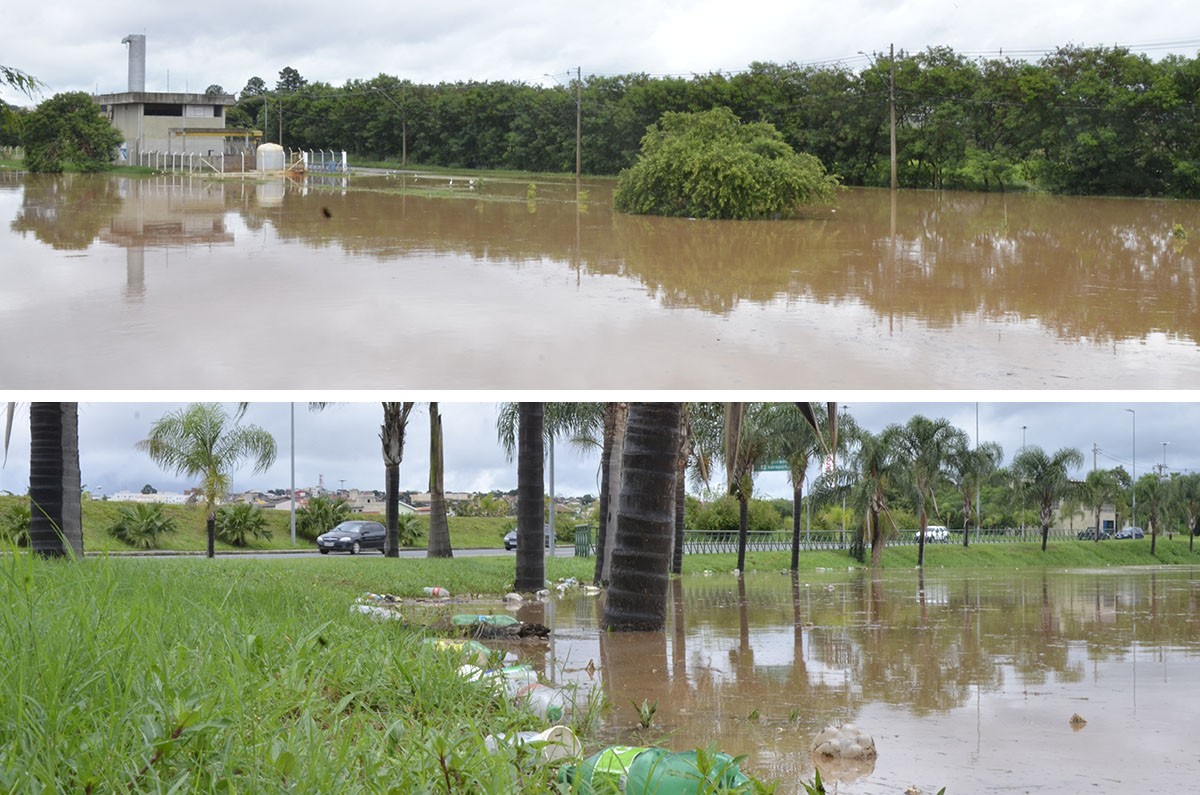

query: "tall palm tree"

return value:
[1011, 445, 1084, 552]
[602, 402, 682, 631]
[594, 402, 627, 586]
[945, 437, 1004, 547]
[724, 403, 773, 572]
[1081, 468, 1123, 543]
[1136, 473, 1169, 556]
[1170, 472, 1200, 553]
[513, 403, 545, 593]
[137, 403, 276, 558]
[380, 402, 415, 557]
[426, 402, 452, 558]
[836, 428, 904, 568]
[893, 415, 966, 566]
[28, 403, 83, 558]
[765, 403, 844, 571]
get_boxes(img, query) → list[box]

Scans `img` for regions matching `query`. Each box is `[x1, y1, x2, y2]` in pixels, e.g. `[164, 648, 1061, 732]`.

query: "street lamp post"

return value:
[1126, 409, 1136, 532]
[1021, 425, 1028, 541]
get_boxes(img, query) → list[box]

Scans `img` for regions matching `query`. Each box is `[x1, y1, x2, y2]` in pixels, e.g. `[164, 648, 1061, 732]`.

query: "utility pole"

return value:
[278, 98, 283, 149]
[889, 43, 897, 191]
[575, 66, 582, 182]
[1093, 443, 1098, 472]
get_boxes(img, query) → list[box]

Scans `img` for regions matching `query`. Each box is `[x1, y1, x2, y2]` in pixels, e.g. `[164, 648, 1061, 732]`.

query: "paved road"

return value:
[97, 546, 580, 560]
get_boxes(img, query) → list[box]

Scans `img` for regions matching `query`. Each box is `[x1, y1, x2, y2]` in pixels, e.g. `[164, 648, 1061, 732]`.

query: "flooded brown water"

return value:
[492, 568, 1200, 794]
[2, 170, 1198, 388]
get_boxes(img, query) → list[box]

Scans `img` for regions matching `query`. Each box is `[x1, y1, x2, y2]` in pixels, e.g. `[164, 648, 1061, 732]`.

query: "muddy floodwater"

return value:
[461, 567, 1200, 794]
[2, 170, 1199, 388]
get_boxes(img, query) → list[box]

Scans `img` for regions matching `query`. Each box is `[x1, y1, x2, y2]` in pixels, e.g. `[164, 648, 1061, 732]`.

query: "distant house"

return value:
[109, 490, 189, 505]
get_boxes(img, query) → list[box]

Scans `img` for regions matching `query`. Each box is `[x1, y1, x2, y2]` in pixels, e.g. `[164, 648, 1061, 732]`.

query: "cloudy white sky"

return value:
[3, 2, 1199, 104]
[3, 398, 1198, 501]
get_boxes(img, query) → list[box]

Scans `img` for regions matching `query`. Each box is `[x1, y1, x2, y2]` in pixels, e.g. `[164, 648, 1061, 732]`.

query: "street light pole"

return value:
[1021, 425, 1027, 541]
[1126, 409, 1136, 531]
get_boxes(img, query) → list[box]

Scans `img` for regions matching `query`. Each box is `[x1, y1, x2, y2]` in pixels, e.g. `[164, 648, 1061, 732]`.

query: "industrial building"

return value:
[93, 35, 257, 165]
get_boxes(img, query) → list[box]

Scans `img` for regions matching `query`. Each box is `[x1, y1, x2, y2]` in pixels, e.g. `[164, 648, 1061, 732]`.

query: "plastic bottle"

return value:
[512, 682, 574, 723]
[558, 746, 750, 794]
[423, 637, 491, 667]
[423, 586, 451, 598]
[458, 663, 539, 696]
[483, 725, 582, 762]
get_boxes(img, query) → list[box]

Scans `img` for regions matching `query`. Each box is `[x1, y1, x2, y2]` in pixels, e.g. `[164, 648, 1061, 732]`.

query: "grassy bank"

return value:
[0, 496, 510, 553]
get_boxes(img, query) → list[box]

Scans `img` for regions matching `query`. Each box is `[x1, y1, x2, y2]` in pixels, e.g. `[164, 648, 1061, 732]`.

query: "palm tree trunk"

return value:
[1094, 506, 1102, 543]
[870, 509, 885, 568]
[29, 402, 83, 559]
[1041, 504, 1050, 552]
[671, 409, 689, 576]
[961, 493, 970, 548]
[599, 402, 628, 586]
[917, 503, 927, 567]
[790, 484, 803, 571]
[384, 461, 399, 556]
[1150, 517, 1157, 556]
[206, 511, 216, 558]
[603, 402, 682, 631]
[593, 403, 616, 585]
[736, 493, 749, 572]
[514, 403, 545, 593]
[427, 402, 452, 558]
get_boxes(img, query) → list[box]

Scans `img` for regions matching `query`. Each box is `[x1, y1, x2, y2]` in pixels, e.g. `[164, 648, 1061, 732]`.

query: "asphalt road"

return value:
[99, 546, 580, 560]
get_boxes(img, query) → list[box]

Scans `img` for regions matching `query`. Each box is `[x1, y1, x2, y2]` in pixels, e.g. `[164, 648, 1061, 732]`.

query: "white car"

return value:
[919, 525, 949, 543]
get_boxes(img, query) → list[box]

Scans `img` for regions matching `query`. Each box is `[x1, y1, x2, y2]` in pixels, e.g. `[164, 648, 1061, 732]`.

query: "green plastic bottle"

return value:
[558, 746, 750, 794]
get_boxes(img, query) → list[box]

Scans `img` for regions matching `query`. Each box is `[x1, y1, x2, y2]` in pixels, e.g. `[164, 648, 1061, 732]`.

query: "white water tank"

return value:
[257, 143, 284, 172]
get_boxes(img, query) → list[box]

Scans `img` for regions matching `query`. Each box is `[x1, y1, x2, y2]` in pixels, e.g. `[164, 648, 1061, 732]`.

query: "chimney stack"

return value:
[121, 34, 146, 92]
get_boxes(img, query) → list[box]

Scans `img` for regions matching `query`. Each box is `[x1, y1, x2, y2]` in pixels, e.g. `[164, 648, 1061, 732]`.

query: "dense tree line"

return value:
[229, 45, 1200, 196]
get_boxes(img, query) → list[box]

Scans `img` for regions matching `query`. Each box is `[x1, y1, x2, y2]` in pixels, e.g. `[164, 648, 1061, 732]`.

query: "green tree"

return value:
[613, 106, 837, 219]
[106, 502, 176, 549]
[1170, 472, 1200, 553]
[0, 501, 30, 546]
[204, 84, 225, 96]
[21, 92, 122, 173]
[1011, 445, 1085, 552]
[892, 416, 966, 566]
[214, 502, 271, 547]
[276, 67, 306, 93]
[1135, 472, 1170, 555]
[241, 76, 266, 97]
[136, 403, 277, 558]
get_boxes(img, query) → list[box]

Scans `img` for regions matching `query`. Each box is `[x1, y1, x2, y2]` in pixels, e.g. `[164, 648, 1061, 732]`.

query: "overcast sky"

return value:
[3, 399, 1197, 501]
[3, 2, 1199, 105]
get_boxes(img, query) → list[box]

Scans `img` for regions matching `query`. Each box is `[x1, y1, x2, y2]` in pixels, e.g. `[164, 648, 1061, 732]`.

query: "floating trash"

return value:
[351, 603, 405, 621]
[423, 586, 451, 598]
[810, 723, 877, 760]
[484, 725, 582, 762]
[559, 746, 750, 794]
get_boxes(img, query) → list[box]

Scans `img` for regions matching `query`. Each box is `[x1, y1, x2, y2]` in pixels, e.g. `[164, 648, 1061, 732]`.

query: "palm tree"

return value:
[426, 402, 452, 558]
[945, 437, 1004, 547]
[137, 403, 276, 558]
[1011, 445, 1085, 552]
[838, 428, 904, 568]
[1136, 472, 1169, 555]
[602, 402, 682, 631]
[1081, 468, 1124, 543]
[28, 403, 83, 558]
[764, 403, 844, 571]
[893, 416, 966, 566]
[1170, 472, 1200, 553]
[380, 402, 415, 557]
[514, 403, 545, 593]
[594, 402, 627, 586]
[724, 403, 773, 572]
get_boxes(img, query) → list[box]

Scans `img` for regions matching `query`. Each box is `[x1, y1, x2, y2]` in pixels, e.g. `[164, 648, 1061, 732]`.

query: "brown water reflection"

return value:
[2, 172, 1198, 387]
[497, 568, 1200, 794]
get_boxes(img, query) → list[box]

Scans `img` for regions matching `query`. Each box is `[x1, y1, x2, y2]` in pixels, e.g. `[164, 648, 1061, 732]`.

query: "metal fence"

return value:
[135, 150, 254, 173]
[291, 149, 349, 174]
[0, 146, 23, 161]
[571, 525, 1099, 557]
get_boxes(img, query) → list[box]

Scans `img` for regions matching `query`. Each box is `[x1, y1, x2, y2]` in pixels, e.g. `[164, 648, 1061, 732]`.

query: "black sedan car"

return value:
[1114, 526, 1145, 540]
[317, 520, 386, 554]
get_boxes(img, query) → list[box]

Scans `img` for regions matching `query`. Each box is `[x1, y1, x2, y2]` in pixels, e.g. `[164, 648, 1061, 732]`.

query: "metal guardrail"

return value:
[571, 525, 1096, 557]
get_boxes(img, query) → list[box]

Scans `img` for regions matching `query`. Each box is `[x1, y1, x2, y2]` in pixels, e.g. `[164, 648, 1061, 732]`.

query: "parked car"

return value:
[919, 525, 950, 543]
[1078, 527, 1111, 540]
[504, 524, 553, 551]
[317, 520, 386, 554]
[1114, 526, 1145, 540]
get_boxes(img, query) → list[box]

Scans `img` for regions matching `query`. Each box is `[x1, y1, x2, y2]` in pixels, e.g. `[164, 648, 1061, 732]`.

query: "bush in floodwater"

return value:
[21, 92, 123, 173]
[613, 107, 837, 220]
[0, 502, 30, 546]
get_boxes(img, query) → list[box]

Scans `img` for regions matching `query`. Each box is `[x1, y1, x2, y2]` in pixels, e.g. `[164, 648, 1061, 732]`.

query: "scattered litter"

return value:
[423, 637, 492, 667]
[352, 603, 405, 621]
[535, 589, 551, 599]
[504, 592, 523, 606]
[513, 682, 578, 723]
[810, 724, 877, 760]
[423, 586, 451, 598]
[560, 747, 750, 793]
[459, 663, 538, 696]
[438, 613, 550, 639]
[1069, 713, 1087, 730]
[484, 725, 582, 762]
